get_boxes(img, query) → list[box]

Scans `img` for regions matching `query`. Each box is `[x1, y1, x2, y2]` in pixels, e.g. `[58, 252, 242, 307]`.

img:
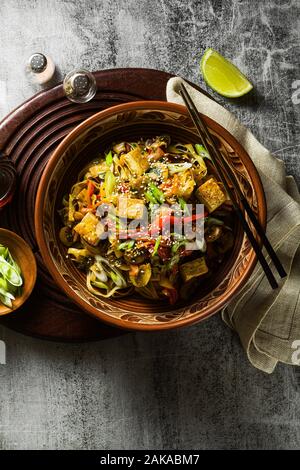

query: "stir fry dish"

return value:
[59, 136, 235, 304]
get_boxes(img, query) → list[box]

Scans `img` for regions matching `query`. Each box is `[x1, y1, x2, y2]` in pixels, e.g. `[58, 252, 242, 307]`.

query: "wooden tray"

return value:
[0, 68, 180, 341]
[0, 68, 207, 341]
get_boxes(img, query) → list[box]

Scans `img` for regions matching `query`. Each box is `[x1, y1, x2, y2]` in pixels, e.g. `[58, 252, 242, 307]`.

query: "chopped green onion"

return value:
[105, 150, 113, 165]
[178, 197, 190, 216]
[205, 216, 224, 226]
[110, 271, 125, 288]
[0, 244, 23, 308]
[0, 287, 15, 300]
[178, 197, 186, 210]
[0, 293, 12, 308]
[6, 251, 22, 275]
[149, 183, 165, 204]
[107, 212, 125, 230]
[94, 255, 127, 289]
[91, 280, 108, 290]
[152, 236, 161, 257]
[104, 170, 116, 197]
[145, 191, 157, 205]
[118, 240, 135, 251]
[171, 239, 186, 254]
[167, 162, 192, 175]
[166, 254, 180, 270]
[195, 144, 211, 160]
[0, 246, 7, 257]
[0, 256, 22, 286]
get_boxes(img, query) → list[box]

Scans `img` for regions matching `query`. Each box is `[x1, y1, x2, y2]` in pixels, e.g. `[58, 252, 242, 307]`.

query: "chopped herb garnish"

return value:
[0, 244, 23, 308]
[195, 144, 211, 160]
[149, 183, 165, 204]
[152, 236, 161, 257]
[105, 151, 113, 165]
[118, 240, 135, 251]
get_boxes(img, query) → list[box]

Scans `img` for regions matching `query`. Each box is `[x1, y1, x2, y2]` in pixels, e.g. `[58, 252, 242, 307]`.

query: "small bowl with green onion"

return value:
[0, 229, 37, 316]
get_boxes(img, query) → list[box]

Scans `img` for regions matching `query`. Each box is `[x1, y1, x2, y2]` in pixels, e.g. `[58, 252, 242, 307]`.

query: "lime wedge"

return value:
[200, 48, 253, 98]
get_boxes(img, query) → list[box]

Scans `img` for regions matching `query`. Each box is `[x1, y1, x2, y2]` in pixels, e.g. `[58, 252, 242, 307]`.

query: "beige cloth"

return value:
[167, 77, 300, 373]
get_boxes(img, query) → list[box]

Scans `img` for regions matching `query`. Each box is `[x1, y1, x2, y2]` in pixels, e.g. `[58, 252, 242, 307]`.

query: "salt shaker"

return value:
[63, 69, 97, 103]
[26, 53, 56, 86]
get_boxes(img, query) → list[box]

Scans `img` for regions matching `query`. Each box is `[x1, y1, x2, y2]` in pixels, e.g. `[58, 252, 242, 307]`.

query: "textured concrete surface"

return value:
[0, 0, 300, 450]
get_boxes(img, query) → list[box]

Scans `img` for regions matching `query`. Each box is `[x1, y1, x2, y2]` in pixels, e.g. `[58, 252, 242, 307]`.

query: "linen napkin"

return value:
[167, 77, 300, 373]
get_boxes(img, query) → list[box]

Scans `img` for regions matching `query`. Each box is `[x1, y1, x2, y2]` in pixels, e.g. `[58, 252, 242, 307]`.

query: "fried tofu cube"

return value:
[196, 177, 227, 212]
[76, 188, 88, 203]
[73, 212, 100, 246]
[180, 257, 208, 283]
[123, 147, 149, 176]
[117, 197, 145, 219]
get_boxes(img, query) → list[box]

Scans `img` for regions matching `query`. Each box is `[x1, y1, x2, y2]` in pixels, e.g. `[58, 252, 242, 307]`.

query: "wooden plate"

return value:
[0, 68, 183, 341]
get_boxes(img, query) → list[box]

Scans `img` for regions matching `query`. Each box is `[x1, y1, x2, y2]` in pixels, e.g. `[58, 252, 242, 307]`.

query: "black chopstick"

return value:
[180, 84, 286, 280]
[206, 137, 287, 279]
[180, 83, 286, 289]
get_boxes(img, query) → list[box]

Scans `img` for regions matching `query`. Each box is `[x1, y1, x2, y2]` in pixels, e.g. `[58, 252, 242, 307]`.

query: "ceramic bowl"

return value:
[0, 229, 37, 316]
[35, 101, 266, 330]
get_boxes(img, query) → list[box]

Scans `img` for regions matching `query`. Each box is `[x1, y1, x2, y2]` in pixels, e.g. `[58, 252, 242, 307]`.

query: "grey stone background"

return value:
[0, 0, 300, 450]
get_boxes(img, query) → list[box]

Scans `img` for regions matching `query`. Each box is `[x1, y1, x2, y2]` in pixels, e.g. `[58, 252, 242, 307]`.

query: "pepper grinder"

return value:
[26, 53, 56, 86]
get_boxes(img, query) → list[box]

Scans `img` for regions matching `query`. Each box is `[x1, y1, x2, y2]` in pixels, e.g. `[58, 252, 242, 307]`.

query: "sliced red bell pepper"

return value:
[153, 211, 208, 233]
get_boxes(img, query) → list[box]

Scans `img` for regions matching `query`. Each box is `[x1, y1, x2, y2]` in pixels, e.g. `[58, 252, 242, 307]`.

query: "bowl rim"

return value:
[0, 228, 37, 316]
[35, 100, 267, 331]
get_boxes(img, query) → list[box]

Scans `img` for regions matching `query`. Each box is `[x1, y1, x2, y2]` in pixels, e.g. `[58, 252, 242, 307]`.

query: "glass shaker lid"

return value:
[29, 53, 48, 74]
[63, 69, 97, 103]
